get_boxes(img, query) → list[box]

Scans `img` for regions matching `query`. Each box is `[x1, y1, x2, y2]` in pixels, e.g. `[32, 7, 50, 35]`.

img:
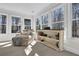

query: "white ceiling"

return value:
[0, 3, 51, 15]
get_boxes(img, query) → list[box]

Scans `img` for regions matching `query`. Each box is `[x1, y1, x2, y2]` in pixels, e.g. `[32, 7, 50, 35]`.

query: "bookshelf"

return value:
[37, 30, 64, 51]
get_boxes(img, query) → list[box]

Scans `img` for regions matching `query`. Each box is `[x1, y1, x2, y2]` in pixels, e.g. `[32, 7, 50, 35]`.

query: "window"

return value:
[72, 3, 79, 37]
[11, 16, 21, 33]
[41, 14, 48, 29]
[72, 3, 79, 19]
[36, 18, 40, 30]
[24, 19, 31, 30]
[0, 15, 6, 33]
[51, 6, 64, 30]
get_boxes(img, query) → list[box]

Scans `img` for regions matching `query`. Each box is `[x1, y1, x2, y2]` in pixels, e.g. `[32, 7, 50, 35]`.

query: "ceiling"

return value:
[0, 3, 51, 15]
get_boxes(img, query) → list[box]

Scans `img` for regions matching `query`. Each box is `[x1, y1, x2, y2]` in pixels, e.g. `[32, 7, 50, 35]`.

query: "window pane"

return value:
[24, 19, 31, 30]
[41, 14, 48, 25]
[51, 6, 64, 22]
[36, 18, 40, 25]
[12, 17, 21, 25]
[11, 26, 21, 33]
[2, 25, 6, 33]
[72, 3, 79, 19]
[72, 3, 79, 37]
[24, 26, 31, 29]
[51, 6, 64, 30]
[42, 25, 48, 30]
[41, 16, 44, 24]
[24, 19, 31, 25]
[0, 15, 6, 25]
[2, 15, 6, 24]
[36, 25, 40, 30]
[0, 25, 1, 33]
[72, 20, 79, 37]
[52, 22, 64, 30]
[41, 14, 49, 30]
[0, 16, 2, 25]
[36, 18, 41, 30]
[12, 17, 21, 33]
[0, 15, 6, 34]
[53, 10, 57, 22]
[58, 8, 64, 21]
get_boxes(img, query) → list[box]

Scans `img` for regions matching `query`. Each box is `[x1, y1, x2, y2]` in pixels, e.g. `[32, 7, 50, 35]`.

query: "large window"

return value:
[36, 18, 40, 30]
[11, 16, 21, 33]
[24, 19, 31, 30]
[41, 14, 48, 29]
[0, 15, 6, 33]
[72, 3, 79, 37]
[51, 6, 64, 30]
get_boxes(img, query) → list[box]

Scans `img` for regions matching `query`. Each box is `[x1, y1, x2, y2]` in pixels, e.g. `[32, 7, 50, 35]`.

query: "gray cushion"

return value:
[12, 37, 22, 46]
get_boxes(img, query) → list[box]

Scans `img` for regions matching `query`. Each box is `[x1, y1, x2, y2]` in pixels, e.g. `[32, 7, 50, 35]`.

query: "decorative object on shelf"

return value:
[44, 27, 50, 30]
[38, 31, 44, 36]
[55, 33, 59, 40]
[56, 42, 59, 48]
[41, 39, 44, 42]
[38, 31, 47, 37]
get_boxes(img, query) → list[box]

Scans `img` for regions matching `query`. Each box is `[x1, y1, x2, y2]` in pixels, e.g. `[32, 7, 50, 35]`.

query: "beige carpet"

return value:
[0, 41, 78, 56]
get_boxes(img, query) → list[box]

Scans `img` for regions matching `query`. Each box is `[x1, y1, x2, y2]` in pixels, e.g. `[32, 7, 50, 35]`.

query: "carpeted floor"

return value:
[28, 42, 78, 56]
[0, 46, 26, 56]
[0, 41, 26, 56]
[0, 41, 78, 56]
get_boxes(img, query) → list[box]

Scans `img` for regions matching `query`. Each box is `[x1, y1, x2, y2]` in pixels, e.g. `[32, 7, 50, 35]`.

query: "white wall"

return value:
[0, 9, 32, 41]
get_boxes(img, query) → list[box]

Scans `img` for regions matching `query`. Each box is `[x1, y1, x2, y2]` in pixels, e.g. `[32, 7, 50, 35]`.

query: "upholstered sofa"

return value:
[12, 29, 34, 46]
